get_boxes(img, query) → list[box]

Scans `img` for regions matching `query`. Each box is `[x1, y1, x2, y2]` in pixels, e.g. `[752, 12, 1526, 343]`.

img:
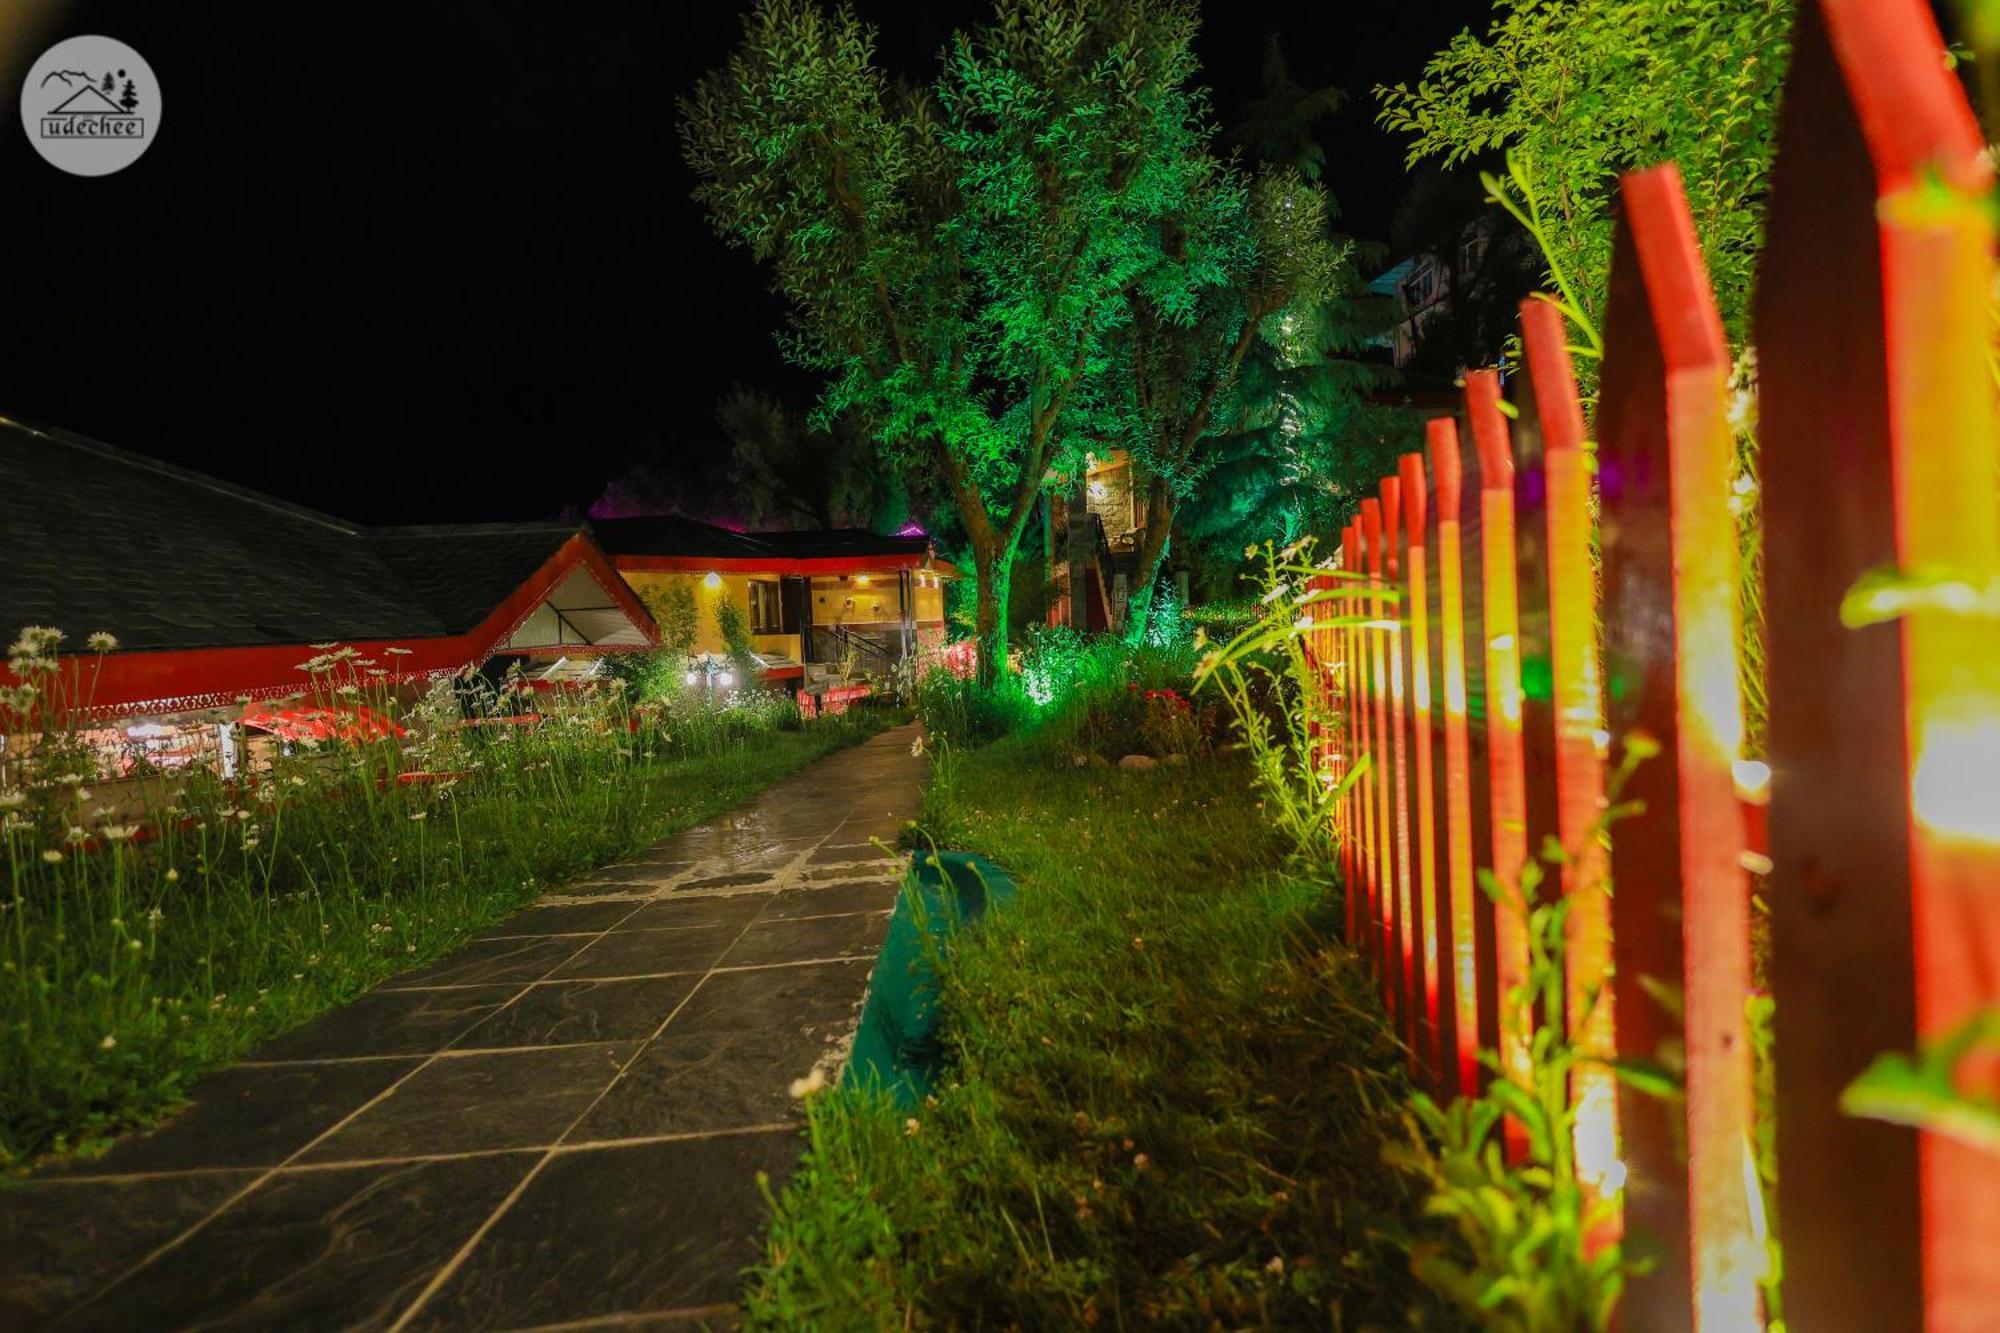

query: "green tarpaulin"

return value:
[844, 850, 1017, 1105]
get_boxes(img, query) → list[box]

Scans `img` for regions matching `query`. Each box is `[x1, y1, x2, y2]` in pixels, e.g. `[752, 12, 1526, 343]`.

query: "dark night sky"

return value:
[1, 1, 1484, 526]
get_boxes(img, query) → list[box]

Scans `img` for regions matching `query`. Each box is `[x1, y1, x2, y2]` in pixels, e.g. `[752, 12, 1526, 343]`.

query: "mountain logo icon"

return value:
[46, 83, 129, 117]
[20, 35, 160, 176]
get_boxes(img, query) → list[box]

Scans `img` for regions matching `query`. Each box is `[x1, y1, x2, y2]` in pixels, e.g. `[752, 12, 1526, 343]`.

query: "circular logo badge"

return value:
[20, 35, 160, 177]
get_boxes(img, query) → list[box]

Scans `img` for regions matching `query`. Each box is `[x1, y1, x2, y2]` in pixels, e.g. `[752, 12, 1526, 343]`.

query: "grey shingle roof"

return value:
[586, 515, 771, 561]
[589, 516, 929, 563]
[0, 415, 581, 653]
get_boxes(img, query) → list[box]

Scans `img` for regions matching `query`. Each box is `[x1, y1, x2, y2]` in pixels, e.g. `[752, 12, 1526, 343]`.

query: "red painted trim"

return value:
[7, 534, 657, 719]
[613, 553, 959, 577]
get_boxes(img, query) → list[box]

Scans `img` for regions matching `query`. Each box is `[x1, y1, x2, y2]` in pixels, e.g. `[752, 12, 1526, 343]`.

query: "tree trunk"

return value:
[973, 542, 1014, 687]
[1122, 479, 1176, 645]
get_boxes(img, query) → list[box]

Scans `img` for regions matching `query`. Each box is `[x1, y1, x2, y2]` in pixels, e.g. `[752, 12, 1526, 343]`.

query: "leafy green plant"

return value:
[714, 595, 760, 681]
[1377, 0, 1793, 350]
[1384, 844, 1643, 1333]
[1843, 1007, 2000, 1157]
[1195, 538, 1386, 862]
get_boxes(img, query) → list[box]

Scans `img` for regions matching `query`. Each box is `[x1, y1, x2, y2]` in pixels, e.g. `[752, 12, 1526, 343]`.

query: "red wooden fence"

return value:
[1316, 1, 2000, 1327]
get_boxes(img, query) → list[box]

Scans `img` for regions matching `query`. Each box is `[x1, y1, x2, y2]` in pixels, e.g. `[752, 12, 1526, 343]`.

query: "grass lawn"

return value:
[1, 708, 897, 1168]
[746, 734, 1433, 1329]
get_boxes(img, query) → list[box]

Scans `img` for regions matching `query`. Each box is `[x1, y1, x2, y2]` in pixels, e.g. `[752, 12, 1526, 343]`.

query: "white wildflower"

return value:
[41, 849, 63, 865]
[100, 1034, 116, 1050]
[86, 632, 119, 653]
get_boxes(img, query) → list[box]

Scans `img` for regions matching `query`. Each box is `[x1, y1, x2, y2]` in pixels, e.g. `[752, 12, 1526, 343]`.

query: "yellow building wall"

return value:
[622, 570, 800, 662]
[622, 568, 953, 662]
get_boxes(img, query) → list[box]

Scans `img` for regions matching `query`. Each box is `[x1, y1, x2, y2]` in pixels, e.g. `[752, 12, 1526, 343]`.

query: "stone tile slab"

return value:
[64, 1154, 536, 1332]
[474, 899, 641, 939]
[301, 1044, 637, 1163]
[547, 925, 742, 981]
[402, 1132, 799, 1330]
[382, 936, 582, 990]
[0, 1170, 255, 1325]
[670, 959, 873, 1036]
[572, 1025, 835, 1140]
[251, 987, 519, 1063]
[716, 911, 890, 969]
[620, 893, 771, 932]
[759, 880, 902, 921]
[467, 976, 701, 1049]
[50, 1060, 421, 1178]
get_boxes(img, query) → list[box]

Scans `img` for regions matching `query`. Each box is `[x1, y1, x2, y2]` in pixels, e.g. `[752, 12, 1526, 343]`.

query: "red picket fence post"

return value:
[1428, 420, 1483, 1098]
[1598, 162, 1759, 1330]
[1361, 498, 1398, 1019]
[1759, 0, 2000, 1327]
[1465, 368, 1534, 1139]
[1518, 300, 1621, 1237]
[1382, 476, 1422, 1070]
[1400, 451, 1447, 1087]
[1342, 524, 1368, 956]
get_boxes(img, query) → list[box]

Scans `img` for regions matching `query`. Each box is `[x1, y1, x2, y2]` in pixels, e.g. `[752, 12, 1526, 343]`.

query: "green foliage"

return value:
[1377, 0, 1793, 348]
[1195, 539, 1388, 861]
[0, 630, 887, 1166]
[910, 629, 1206, 764]
[641, 578, 700, 657]
[745, 743, 1430, 1328]
[1140, 579, 1186, 650]
[1223, 35, 1348, 183]
[1384, 853, 1637, 1333]
[1842, 1006, 2000, 1159]
[683, 0, 1226, 682]
[714, 595, 760, 680]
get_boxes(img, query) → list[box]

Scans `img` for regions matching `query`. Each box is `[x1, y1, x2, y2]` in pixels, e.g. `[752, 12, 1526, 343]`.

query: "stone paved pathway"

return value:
[0, 723, 927, 1332]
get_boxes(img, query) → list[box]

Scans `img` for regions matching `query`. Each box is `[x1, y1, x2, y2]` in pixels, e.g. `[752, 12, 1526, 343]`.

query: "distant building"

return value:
[0, 415, 957, 786]
[591, 518, 957, 687]
[0, 415, 656, 726]
[1368, 212, 1534, 379]
[1046, 447, 1181, 635]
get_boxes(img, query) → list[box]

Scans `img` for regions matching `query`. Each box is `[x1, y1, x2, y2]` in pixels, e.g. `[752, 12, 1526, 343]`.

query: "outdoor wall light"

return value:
[703, 571, 722, 590]
[717, 670, 734, 687]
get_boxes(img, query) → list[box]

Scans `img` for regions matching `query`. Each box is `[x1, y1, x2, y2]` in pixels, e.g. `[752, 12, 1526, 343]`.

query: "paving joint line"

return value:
[383, 831, 840, 1331]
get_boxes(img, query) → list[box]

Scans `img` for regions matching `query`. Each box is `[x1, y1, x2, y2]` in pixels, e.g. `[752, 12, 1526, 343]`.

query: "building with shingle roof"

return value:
[0, 414, 655, 720]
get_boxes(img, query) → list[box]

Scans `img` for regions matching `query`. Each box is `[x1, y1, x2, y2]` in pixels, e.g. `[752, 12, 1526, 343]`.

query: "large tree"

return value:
[682, 0, 1214, 682]
[1103, 165, 1353, 640]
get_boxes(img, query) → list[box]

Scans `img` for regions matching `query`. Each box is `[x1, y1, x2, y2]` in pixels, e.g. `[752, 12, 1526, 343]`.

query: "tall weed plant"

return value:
[0, 625, 876, 1166]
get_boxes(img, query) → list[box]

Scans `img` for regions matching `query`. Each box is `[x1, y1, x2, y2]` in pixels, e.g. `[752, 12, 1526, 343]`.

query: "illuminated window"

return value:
[749, 580, 783, 634]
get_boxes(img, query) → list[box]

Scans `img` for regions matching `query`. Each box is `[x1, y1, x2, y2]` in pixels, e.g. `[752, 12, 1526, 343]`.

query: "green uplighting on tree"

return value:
[682, 0, 1224, 683]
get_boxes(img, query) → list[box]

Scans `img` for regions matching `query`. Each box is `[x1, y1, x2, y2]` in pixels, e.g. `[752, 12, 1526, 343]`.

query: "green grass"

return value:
[745, 735, 1432, 1329]
[1, 705, 896, 1168]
